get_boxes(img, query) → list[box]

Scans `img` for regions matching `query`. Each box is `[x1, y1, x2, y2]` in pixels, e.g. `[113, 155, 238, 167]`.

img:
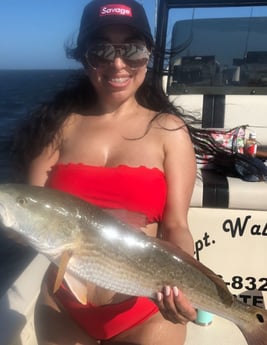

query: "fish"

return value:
[0, 183, 266, 345]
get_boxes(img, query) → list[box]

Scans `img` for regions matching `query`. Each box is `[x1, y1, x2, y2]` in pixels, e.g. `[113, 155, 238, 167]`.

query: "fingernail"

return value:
[173, 286, 179, 297]
[164, 286, 171, 296]
[157, 292, 163, 301]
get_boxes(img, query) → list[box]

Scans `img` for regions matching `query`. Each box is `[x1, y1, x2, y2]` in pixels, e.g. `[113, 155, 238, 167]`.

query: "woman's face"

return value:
[85, 25, 150, 105]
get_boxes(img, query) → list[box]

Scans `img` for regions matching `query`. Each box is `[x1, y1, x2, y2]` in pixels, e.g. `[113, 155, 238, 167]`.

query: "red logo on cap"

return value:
[100, 5, 133, 17]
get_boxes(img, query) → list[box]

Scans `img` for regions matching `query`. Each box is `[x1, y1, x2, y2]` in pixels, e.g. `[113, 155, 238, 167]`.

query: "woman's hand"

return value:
[156, 286, 197, 324]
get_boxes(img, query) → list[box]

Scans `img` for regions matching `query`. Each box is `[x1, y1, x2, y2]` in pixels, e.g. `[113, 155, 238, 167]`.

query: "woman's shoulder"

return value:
[61, 112, 85, 136]
[152, 112, 186, 129]
[151, 112, 189, 140]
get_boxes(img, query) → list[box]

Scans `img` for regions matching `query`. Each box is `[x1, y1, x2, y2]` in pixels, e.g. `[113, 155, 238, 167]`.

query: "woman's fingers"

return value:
[156, 286, 197, 324]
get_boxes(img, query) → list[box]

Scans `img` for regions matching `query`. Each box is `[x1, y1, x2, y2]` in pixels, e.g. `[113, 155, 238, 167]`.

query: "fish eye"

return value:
[16, 197, 27, 207]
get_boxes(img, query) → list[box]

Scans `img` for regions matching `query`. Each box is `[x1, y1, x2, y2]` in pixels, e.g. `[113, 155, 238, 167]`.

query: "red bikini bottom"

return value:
[48, 267, 159, 340]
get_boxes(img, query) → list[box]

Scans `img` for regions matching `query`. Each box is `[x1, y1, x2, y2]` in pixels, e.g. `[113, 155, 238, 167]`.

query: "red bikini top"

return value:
[46, 164, 167, 224]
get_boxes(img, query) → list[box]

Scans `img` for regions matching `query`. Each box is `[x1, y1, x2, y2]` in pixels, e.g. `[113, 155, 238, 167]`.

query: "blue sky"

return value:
[0, 0, 156, 70]
[1, 1, 266, 70]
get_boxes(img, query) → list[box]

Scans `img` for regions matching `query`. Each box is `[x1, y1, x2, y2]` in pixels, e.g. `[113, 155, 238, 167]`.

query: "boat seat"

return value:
[191, 169, 267, 210]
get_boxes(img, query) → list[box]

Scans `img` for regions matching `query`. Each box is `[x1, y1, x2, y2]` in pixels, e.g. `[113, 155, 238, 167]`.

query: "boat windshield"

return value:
[164, 5, 267, 95]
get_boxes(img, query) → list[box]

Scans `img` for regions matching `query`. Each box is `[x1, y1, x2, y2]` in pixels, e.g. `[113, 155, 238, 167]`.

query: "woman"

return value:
[15, 0, 197, 344]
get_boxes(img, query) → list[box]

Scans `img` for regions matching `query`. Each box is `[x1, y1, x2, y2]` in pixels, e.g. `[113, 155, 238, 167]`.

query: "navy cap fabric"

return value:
[77, 0, 154, 47]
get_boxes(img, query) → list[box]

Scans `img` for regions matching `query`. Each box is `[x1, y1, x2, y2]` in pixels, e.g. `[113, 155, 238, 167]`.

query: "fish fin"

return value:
[236, 302, 267, 345]
[103, 208, 148, 229]
[53, 250, 72, 294]
[64, 272, 88, 305]
[154, 238, 233, 306]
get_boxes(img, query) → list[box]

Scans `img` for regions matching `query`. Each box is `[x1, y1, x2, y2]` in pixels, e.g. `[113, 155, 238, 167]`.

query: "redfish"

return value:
[0, 183, 266, 345]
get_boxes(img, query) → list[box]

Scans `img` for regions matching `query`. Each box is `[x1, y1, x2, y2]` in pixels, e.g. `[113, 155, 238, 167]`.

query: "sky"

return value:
[0, 0, 157, 70]
[1, 1, 266, 70]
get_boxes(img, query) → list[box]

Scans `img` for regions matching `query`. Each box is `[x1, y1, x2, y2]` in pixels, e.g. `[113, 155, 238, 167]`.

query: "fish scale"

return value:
[69, 238, 158, 296]
[0, 183, 267, 345]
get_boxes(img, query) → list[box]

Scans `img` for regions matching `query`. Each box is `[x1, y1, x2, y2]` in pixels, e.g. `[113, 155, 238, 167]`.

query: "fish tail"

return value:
[238, 307, 267, 345]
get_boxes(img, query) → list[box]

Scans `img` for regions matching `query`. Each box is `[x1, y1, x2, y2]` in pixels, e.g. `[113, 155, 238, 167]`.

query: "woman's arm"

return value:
[161, 120, 196, 254]
[28, 145, 59, 186]
[157, 116, 197, 323]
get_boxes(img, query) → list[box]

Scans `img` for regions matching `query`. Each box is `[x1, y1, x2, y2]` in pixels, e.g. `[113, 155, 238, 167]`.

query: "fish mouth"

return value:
[0, 203, 6, 225]
[0, 202, 13, 228]
[0, 202, 26, 243]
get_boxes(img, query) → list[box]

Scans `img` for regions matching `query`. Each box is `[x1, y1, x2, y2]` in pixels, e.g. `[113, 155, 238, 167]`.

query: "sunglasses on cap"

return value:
[85, 42, 150, 70]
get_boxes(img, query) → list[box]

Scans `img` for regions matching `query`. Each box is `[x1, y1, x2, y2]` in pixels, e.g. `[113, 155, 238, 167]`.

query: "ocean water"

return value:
[0, 69, 78, 296]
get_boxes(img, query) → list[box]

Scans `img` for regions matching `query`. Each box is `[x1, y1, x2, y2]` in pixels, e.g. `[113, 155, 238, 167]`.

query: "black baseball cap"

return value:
[77, 0, 154, 47]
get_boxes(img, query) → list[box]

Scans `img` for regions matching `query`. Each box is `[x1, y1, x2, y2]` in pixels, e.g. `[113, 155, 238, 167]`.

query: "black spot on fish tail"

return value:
[257, 313, 265, 323]
[238, 307, 267, 345]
